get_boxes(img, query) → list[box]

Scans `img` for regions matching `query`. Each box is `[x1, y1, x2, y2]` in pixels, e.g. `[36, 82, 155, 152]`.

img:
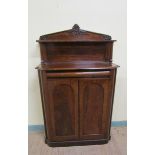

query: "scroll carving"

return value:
[40, 35, 48, 40]
[103, 34, 111, 40]
[39, 24, 112, 40]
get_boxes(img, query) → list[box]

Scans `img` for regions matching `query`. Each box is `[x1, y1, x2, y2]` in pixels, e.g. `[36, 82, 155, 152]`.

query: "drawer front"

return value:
[46, 71, 112, 78]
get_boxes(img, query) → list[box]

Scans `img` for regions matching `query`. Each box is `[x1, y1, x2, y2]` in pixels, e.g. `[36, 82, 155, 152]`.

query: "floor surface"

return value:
[28, 127, 127, 155]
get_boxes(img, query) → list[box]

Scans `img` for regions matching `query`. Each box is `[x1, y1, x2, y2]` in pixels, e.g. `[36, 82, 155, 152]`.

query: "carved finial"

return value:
[72, 24, 80, 35]
[72, 24, 80, 30]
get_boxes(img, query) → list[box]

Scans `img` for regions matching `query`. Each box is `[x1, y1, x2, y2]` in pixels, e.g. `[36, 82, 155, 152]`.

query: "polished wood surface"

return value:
[46, 71, 111, 78]
[79, 78, 112, 140]
[36, 62, 119, 71]
[37, 25, 116, 65]
[36, 24, 119, 147]
[38, 42, 115, 64]
[37, 24, 113, 42]
[47, 79, 79, 141]
[36, 40, 116, 43]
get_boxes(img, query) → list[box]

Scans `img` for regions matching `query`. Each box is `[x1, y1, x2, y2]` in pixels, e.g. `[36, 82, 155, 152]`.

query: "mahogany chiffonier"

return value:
[36, 24, 119, 147]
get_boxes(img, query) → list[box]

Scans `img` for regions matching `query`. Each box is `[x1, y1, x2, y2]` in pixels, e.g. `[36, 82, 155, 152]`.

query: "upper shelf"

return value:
[36, 24, 116, 43]
[36, 40, 116, 43]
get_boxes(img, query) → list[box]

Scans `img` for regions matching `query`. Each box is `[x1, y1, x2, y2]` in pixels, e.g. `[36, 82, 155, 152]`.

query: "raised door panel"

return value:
[79, 78, 112, 140]
[47, 79, 78, 141]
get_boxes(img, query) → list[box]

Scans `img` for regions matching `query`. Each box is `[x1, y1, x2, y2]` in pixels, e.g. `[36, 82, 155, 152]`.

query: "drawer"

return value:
[46, 71, 112, 78]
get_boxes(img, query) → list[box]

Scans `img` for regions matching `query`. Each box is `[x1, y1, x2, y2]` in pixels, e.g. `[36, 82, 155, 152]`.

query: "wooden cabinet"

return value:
[36, 24, 119, 147]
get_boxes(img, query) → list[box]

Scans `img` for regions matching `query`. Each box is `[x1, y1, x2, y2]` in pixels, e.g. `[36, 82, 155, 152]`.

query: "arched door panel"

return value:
[47, 79, 78, 141]
[79, 78, 112, 140]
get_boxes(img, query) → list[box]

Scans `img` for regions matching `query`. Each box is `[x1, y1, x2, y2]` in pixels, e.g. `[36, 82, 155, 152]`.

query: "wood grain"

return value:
[36, 25, 119, 146]
[79, 78, 112, 140]
[46, 79, 79, 141]
[36, 62, 119, 71]
[37, 24, 116, 65]
[46, 71, 111, 78]
[37, 24, 113, 42]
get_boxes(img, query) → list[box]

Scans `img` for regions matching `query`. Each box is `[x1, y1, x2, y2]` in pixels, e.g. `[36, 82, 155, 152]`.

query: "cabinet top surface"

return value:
[36, 62, 119, 71]
[36, 24, 116, 43]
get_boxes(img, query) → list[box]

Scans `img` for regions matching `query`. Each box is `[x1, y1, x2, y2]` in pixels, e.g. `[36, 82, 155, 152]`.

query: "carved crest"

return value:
[38, 24, 113, 41]
[71, 24, 81, 35]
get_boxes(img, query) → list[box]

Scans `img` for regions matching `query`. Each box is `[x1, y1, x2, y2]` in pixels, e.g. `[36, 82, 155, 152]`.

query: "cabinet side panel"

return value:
[38, 70, 48, 138]
[108, 69, 117, 136]
[39, 71, 53, 139]
[39, 43, 48, 63]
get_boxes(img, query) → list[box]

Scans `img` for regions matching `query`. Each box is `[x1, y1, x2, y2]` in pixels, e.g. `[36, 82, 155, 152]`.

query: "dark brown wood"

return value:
[36, 24, 116, 65]
[108, 69, 117, 137]
[45, 137, 110, 147]
[46, 71, 111, 78]
[37, 43, 115, 65]
[36, 62, 119, 71]
[46, 79, 79, 141]
[79, 78, 113, 140]
[37, 24, 113, 42]
[38, 70, 48, 138]
[36, 24, 119, 147]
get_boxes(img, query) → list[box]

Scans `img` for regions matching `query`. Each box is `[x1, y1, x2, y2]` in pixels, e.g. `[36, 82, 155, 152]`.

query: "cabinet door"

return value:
[79, 78, 112, 140]
[47, 79, 79, 141]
